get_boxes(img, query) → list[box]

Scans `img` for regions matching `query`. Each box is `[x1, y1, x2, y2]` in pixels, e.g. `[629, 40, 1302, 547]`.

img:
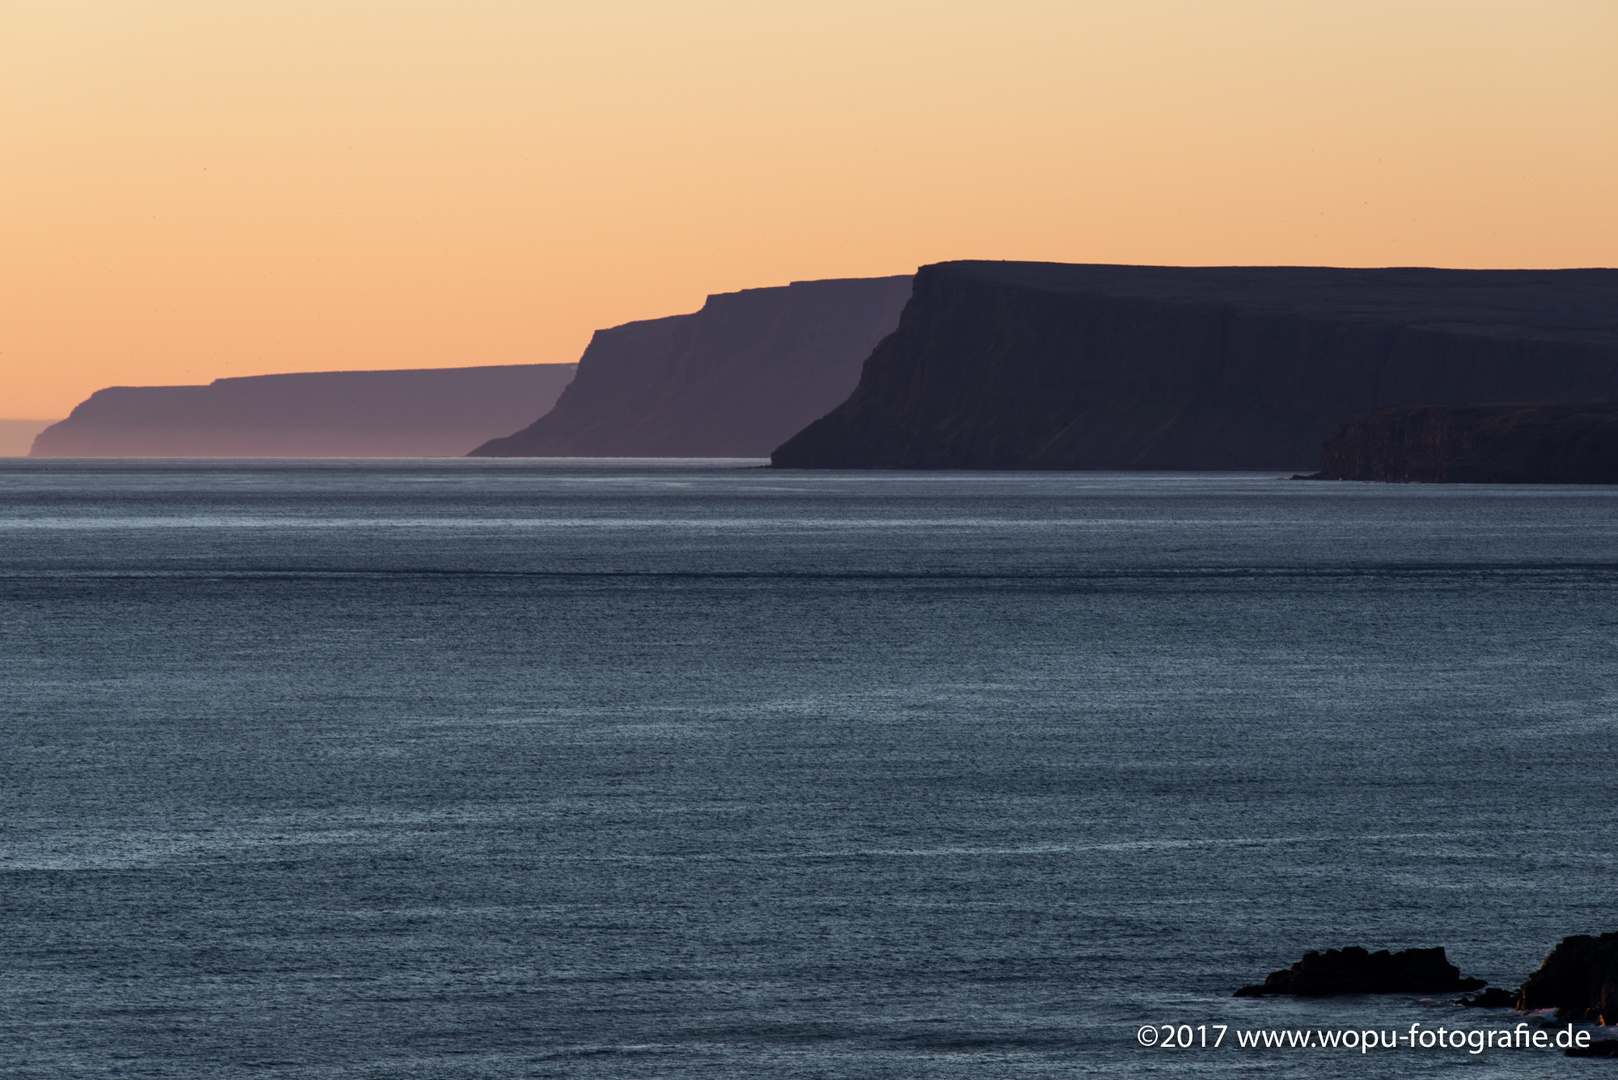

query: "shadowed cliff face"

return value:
[31, 365, 577, 458]
[770, 262, 1618, 470]
[1317, 403, 1618, 483]
[469, 276, 913, 458]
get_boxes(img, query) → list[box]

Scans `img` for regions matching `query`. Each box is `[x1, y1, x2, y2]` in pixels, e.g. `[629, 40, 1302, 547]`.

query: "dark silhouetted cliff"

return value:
[771, 262, 1618, 470]
[469, 276, 913, 458]
[1316, 403, 1618, 482]
[31, 365, 577, 457]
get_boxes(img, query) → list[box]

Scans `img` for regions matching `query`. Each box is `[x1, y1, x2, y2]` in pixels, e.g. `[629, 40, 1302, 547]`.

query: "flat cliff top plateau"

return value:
[470, 275, 914, 458]
[941, 262, 1618, 345]
[772, 261, 1618, 471]
[33, 364, 577, 458]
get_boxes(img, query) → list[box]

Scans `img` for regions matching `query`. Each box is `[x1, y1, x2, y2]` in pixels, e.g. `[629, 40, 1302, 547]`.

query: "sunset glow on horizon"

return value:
[4, 0, 1614, 418]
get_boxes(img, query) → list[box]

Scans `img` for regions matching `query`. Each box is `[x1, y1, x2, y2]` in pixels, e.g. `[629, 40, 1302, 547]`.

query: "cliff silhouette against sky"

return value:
[470, 276, 913, 458]
[0, 420, 55, 458]
[772, 262, 1618, 470]
[32, 364, 577, 457]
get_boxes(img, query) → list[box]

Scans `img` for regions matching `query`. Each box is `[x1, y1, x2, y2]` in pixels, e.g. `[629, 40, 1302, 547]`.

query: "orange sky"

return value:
[3, 0, 1615, 418]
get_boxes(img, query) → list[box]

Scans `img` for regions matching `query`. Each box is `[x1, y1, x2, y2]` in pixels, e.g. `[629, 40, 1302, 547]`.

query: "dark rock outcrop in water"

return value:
[771, 261, 1618, 470]
[1314, 403, 1618, 482]
[1233, 947, 1486, 998]
[470, 276, 913, 458]
[1517, 933, 1618, 1023]
[32, 365, 577, 458]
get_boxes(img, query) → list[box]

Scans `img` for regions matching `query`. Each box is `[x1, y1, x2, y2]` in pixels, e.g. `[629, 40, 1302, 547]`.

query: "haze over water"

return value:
[2, 460, 1615, 1078]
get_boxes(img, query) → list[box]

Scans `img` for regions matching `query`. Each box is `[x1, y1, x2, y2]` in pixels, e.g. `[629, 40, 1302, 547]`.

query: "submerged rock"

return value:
[1234, 947, 1487, 998]
[1518, 932, 1618, 1023]
[1566, 1039, 1618, 1058]
[1459, 986, 1516, 1008]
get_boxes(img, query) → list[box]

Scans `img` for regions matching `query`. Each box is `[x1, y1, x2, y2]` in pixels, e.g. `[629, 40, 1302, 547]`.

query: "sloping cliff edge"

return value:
[1316, 403, 1618, 483]
[0, 420, 56, 457]
[469, 275, 912, 458]
[32, 364, 577, 458]
[771, 262, 1618, 470]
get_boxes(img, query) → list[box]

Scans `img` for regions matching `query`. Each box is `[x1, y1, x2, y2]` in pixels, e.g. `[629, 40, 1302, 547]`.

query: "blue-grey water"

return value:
[2, 460, 1615, 1078]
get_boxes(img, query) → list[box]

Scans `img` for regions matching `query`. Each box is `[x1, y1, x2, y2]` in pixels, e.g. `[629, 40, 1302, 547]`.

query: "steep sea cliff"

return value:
[470, 276, 912, 458]
[33, 365, 577, 458]
[771, 262, 1618, 470]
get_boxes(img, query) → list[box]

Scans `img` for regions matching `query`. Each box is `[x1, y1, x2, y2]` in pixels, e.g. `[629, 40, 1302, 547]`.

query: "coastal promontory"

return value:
[469, 275, 912, 458]
[771, 261, 1618, 470]
[32, 364, 577, 458]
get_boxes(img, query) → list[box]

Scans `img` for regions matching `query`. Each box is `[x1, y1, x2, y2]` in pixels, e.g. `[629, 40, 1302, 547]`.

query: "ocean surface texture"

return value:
[2, 461, 1615, 1079]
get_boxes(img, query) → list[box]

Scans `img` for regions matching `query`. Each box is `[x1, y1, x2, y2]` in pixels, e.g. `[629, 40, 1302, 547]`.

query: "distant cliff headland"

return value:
[470, 276, 912, 458]
[771, 262, 1618, 471]
[31, 365, 577, 458]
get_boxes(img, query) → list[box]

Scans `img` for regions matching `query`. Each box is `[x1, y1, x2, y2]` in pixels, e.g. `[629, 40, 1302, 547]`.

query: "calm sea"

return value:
[2, 460, 1615, 1078]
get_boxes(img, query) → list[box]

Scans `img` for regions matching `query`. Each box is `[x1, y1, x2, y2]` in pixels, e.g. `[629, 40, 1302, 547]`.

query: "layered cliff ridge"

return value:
[771, 261, 1618, 470]
[1316, 403, 1618, 482]
[31, 365, 577, 458]
[469, 275, 913, 458]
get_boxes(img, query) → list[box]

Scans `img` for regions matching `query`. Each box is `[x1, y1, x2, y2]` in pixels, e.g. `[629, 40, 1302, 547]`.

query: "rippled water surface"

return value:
[2, 459, 1615, 1078]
